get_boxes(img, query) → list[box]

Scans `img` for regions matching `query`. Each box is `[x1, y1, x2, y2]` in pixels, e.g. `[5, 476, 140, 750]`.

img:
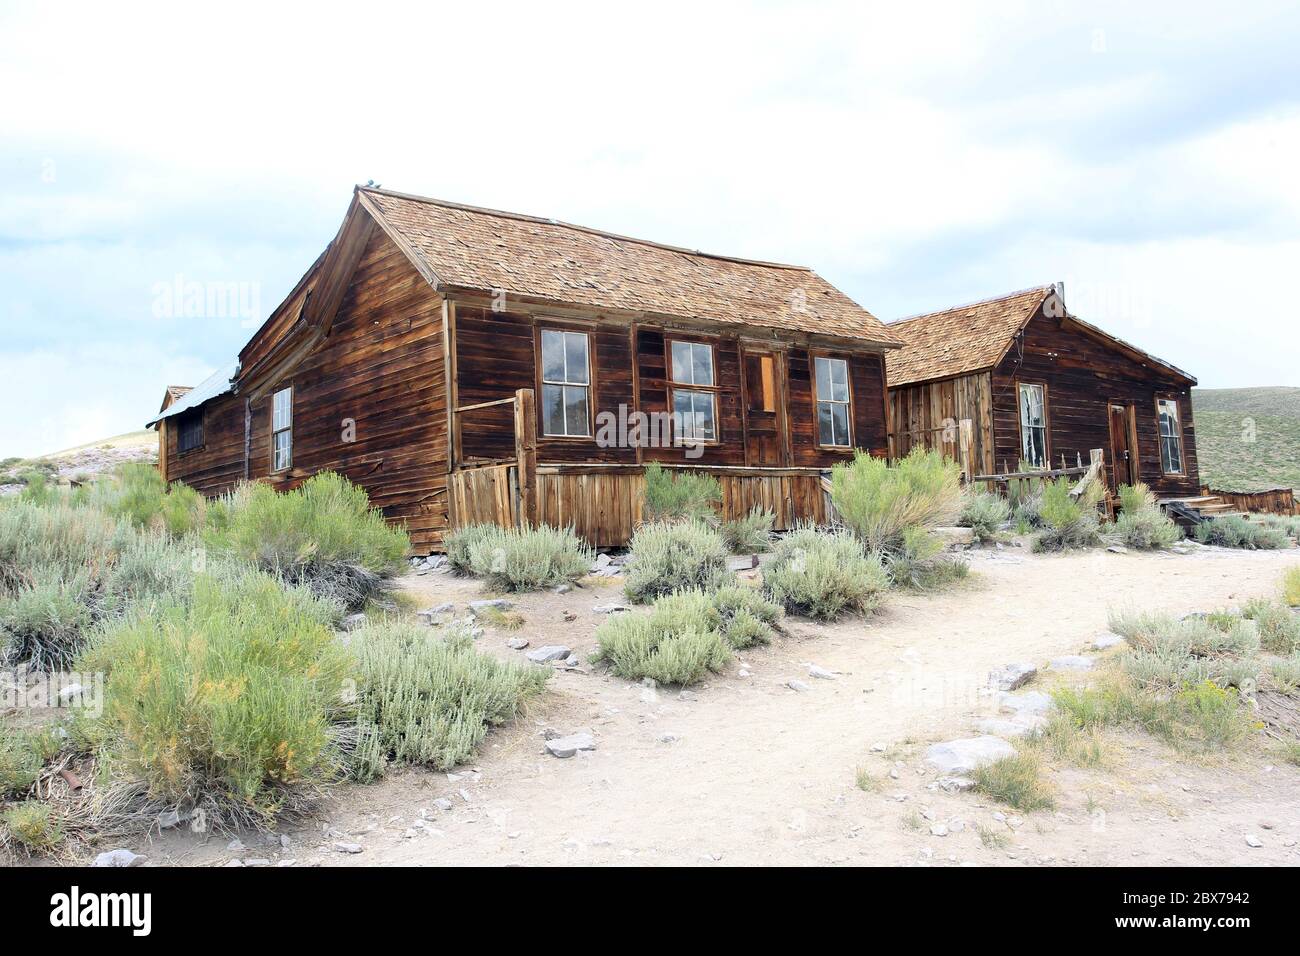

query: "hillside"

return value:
[1, 429, 157, 493]
[1192, 387, 1300, 494]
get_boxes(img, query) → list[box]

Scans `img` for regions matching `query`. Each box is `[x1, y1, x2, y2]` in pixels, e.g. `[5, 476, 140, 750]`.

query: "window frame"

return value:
[1155, 396, 1186, 476]
[176, 409, 205, 455]
[811, 352, 854, 450]
[665, 337, 721, 447]
[536, 325, 595, 440]
[270, 385, 293, 473]
[1016, 380, 1051, 470]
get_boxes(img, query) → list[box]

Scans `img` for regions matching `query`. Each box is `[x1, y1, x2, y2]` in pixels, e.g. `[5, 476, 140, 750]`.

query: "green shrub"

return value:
[762, 526, 889, 621]
[829, 448, 962, 555]
[0, 728, 56, 797]
[885, 526, 969, 591]
[18, 471, 59, 506]
[1033, 477, 1103, 552]
[83, 463, 204, 536]
[641, 462, 721, 524]
[350, 620, 550, 781]
[1195, 515, 1290, 550]
[204, 472, 409, 611]
[1108, 484, 1182, 549]
[1241, 598, 1300, 655]
[593, 587, 779, 685]
[720, 507, 775, 554]
[1281, 567, 1300, 607]
[1, 801, 63, 852]
[972, 752, 1055, 811]
[958, 492, 1010, 543]
[81, 570, 352, 828]
[624, 520, 730, 604]
[444, 523, 506, 575]
[1270, 655, 1300, 694]
[0, 566, 96, 669]
[463, 524, 593, 592]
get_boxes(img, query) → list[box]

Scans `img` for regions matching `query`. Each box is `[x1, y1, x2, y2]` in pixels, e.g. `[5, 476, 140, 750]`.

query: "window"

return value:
[177, 410, 204, 453]
[272, 386, 293, 471]
[814, 356, 851, 447]
[540, 329, 591, 437]
[669, 340, 717, 443]
[1157, 398, 1184, 474]
[1018, 383, 1048, 468]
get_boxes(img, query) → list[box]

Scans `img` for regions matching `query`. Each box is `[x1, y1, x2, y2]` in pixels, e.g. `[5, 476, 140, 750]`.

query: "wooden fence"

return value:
[1202, 486, 1298, 516]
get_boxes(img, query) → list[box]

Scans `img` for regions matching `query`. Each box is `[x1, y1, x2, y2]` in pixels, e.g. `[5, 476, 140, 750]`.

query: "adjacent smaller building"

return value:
[885, 285, 1200, 497]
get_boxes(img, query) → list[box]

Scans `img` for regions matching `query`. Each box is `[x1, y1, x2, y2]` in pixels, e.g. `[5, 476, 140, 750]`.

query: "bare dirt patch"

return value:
[117, 544, 1300, 867]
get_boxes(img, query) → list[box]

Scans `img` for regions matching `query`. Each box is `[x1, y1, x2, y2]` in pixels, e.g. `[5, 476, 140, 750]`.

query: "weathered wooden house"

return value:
[885, 285, 1201, 498]
[149, 186, 901, 552]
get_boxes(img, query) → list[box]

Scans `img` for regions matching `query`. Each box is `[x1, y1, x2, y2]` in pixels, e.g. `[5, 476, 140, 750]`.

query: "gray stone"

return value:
[939, 776, 976, 793]
[432, 798, 453, 812]
[1050, 655, 1095, 671]
[469, 599, 513, 614]
[526, 645, 572, 663]
[333, 842, 364, 854]
[977, 718, 1044, 738]
[786, 679, 811, 693]
[1092, 633, 1124, 650]
[243, 858, 272, 867]
[564, 654, 580, 667]
[923, 736, 1016, 775]
[416, 603, 454, 624]
[592, 553, 613, 572]
[340, 613, 368, 632]
[93, 848, 145, 868]
[553, 583, 573, 594]
[592, 603, 632, 615]
[1245, 834, 1263, 848]
[808, 665, 837, 680]
[156, 809, 189, 829]
[545, 732, 597, 758]
[1107, 545, 1129, 554]
[506, 637, 530, 650]
[930, 823, 950, 837]
[998, 690, 1054, 717]
[989, 662, 1037, 691]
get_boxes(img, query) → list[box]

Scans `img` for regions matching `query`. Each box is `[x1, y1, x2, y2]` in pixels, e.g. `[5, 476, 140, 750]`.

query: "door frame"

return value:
[1106, 400, 1139, 492]
[739, 344, 789, 467]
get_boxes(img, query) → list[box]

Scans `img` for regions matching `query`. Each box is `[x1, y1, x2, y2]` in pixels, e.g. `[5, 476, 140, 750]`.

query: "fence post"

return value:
[514, 388, 538, 528]
[958, 418, 975, 485]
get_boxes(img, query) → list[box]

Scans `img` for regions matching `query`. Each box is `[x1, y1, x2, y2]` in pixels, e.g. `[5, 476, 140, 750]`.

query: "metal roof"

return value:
[145, 359, 239, 427]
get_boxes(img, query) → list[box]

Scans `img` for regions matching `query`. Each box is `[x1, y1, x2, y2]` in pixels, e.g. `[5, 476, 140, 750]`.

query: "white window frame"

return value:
[813, 356, 852, 448]
[539, 329, 592, 438]
[272, 386, 293, 472]
[1018, 382, 1048, 469]
[668, 339, 718, 444]
[1157, 398, 1185, 475]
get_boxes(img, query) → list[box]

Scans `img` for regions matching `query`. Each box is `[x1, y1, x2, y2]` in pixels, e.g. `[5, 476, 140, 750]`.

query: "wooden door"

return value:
[1108, 403, 1136, 493]
[742, 348, 787, 466]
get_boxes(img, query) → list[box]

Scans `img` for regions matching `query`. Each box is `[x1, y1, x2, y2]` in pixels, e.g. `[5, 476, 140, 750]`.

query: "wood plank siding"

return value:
[989, 306, 1199, 497]
[888, 371, 996, 475]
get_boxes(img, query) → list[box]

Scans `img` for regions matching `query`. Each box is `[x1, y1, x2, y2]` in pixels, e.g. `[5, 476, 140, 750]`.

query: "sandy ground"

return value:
[128, 542, 1300, 867]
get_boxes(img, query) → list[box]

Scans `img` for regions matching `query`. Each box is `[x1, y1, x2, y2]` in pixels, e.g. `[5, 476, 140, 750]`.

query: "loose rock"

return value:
[1092, 633, 1124, 650]
[333, 842, 364, 854]
[93, 849, 145, 868]
[545, 732, 597, 758]
[1050, 655, 1094, 671]
[786, 679, 811, 693]
[989, 662, 1037, 691]
[592, 604, 632, 615]
[526, 645, 572, 663]
[924, 736, 1015, 775]
[506, 637, 530, 650]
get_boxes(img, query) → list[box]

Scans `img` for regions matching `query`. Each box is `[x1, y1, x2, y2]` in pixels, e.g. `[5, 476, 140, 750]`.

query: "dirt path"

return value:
[139, 544, 1300, 867]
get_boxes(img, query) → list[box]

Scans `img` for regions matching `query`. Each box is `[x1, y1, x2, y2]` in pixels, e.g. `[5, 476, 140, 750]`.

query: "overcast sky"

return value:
[2, 1, 1297, 457]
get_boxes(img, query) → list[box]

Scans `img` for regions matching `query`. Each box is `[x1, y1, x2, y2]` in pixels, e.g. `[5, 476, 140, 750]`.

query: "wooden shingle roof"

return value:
[358, 187, 900, 347]
[884, 286, 1055, 387]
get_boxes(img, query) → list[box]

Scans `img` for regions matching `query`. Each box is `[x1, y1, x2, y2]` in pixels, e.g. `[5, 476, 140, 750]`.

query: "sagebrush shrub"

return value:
[463, 524, 593, 592]
[350, 620, 550, 780]
[1283, 567, 1300, 607]
[1270, 654, 1300, 694]
[1108, 483, 1182, 549]
[829, 448, 962, 554]
[81, 570, 352, 827]
[1195, 515, 1289, 550]
[0, 728, 58, 797]
[1, 801, 62, 852]
[720, 507, 775, 554]
[444, 523, 506, 575]
[762, 526, 889, 621]
[593, 587, 780, 685]
[958, 492, 1010, 543]
[1032, 477, 1103, 552]
[641, 461, 722, 524]
[84, 462, 205, 536]
[1241, 598, 1300, 655]
[624, 520, 731, 604]
[204, 472, 409, 610]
